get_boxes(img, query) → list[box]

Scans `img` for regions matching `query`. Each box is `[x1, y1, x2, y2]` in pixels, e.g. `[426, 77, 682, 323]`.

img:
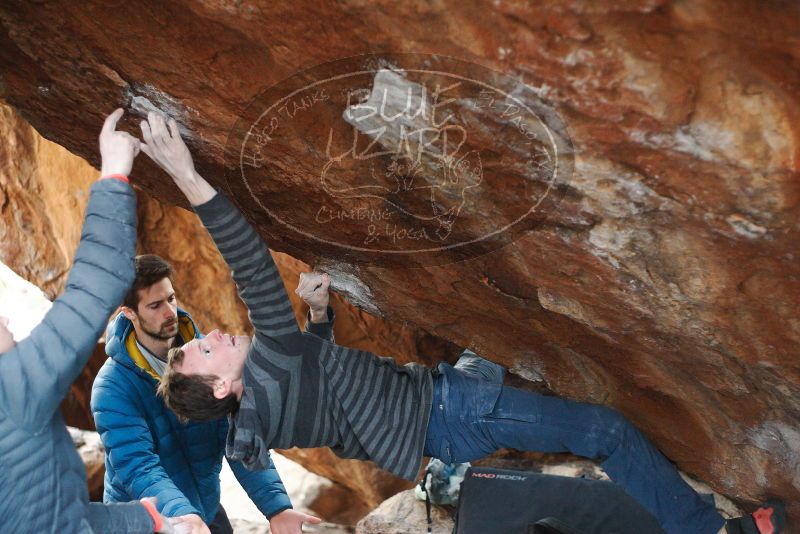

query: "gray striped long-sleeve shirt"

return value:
[194, 192, 434, 481]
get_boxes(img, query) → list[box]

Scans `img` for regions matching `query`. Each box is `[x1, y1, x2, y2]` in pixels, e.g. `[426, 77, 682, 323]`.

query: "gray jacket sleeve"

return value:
[193, 192, 302, 353]
[0, 178, 136, 430]
[85, 502, 155, 534]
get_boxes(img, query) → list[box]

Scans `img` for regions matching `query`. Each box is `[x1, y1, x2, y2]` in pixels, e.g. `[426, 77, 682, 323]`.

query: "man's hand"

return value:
[269, 509, 322, 534]
[295, 272, 330, 323]
[99, 108, 140, 176]
[168, 513, 211, 534]
[139, 112, 216, 206]
[167, 520, 193, 534]
[140, 497, 192, 534]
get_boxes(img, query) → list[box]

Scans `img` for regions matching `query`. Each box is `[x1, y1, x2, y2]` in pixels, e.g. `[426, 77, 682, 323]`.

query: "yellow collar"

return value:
[126, 316, 197, 381]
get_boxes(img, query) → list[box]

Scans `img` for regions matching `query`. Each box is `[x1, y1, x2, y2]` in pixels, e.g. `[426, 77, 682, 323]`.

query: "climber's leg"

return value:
[422, 364, 725, 534]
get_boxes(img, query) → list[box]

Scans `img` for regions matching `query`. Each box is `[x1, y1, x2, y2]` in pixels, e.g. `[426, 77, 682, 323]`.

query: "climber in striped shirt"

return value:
[140, 112, 785, 534]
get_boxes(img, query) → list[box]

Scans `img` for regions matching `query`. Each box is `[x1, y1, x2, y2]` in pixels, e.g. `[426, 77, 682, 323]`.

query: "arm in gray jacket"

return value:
[86, 501, 158, 533]
[0, 178, 136, 430]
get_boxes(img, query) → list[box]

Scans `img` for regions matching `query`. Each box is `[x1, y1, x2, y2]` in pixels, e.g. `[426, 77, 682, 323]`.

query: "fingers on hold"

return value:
[142, 118, 166, 151]
[168, 118, 181, 139]
[151, 112, 167, 140]
[145, 112, 162, 144]
[148, 115, 160, 140]
[140, 120, 153, 141]
[102, 108, 124, 135]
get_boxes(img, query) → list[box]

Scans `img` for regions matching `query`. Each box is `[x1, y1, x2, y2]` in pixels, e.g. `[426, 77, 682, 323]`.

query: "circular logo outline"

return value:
[225, 53, 574, 265]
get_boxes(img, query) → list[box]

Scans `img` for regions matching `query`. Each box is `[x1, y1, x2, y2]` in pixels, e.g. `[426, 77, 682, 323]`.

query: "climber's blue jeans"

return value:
[423, 363, 725, 534]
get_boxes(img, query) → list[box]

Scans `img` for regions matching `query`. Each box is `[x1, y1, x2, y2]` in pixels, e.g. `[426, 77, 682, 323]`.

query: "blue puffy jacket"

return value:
[91, 309, 292, 522]
[0, 179, 155, 533]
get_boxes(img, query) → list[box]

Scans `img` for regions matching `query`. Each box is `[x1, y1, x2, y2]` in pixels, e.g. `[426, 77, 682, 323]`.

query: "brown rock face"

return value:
[277, 447, 415, 513]
[0, 103, 95, 298]
[1, 0, 799, 520]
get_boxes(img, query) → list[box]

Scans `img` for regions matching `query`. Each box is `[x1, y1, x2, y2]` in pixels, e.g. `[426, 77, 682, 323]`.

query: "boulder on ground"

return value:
[355, 489, 453, 534]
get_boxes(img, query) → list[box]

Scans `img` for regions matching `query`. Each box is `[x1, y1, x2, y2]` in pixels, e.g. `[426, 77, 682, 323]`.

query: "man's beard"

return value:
[141, 319, 179, 341]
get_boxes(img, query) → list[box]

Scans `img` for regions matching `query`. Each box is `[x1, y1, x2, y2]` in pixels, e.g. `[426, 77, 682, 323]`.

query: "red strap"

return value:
[139, 499, 162, 532]
[98, 173, 129, 183]
[753, 506, 774, 534]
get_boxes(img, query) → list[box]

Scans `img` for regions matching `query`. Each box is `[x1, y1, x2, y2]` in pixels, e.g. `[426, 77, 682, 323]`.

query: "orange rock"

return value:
[278, 447, 415, 512]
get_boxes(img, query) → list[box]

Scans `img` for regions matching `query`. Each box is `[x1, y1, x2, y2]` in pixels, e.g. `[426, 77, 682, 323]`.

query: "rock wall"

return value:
[0, 103, 95, 297]
[0, 0, 799, 519]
